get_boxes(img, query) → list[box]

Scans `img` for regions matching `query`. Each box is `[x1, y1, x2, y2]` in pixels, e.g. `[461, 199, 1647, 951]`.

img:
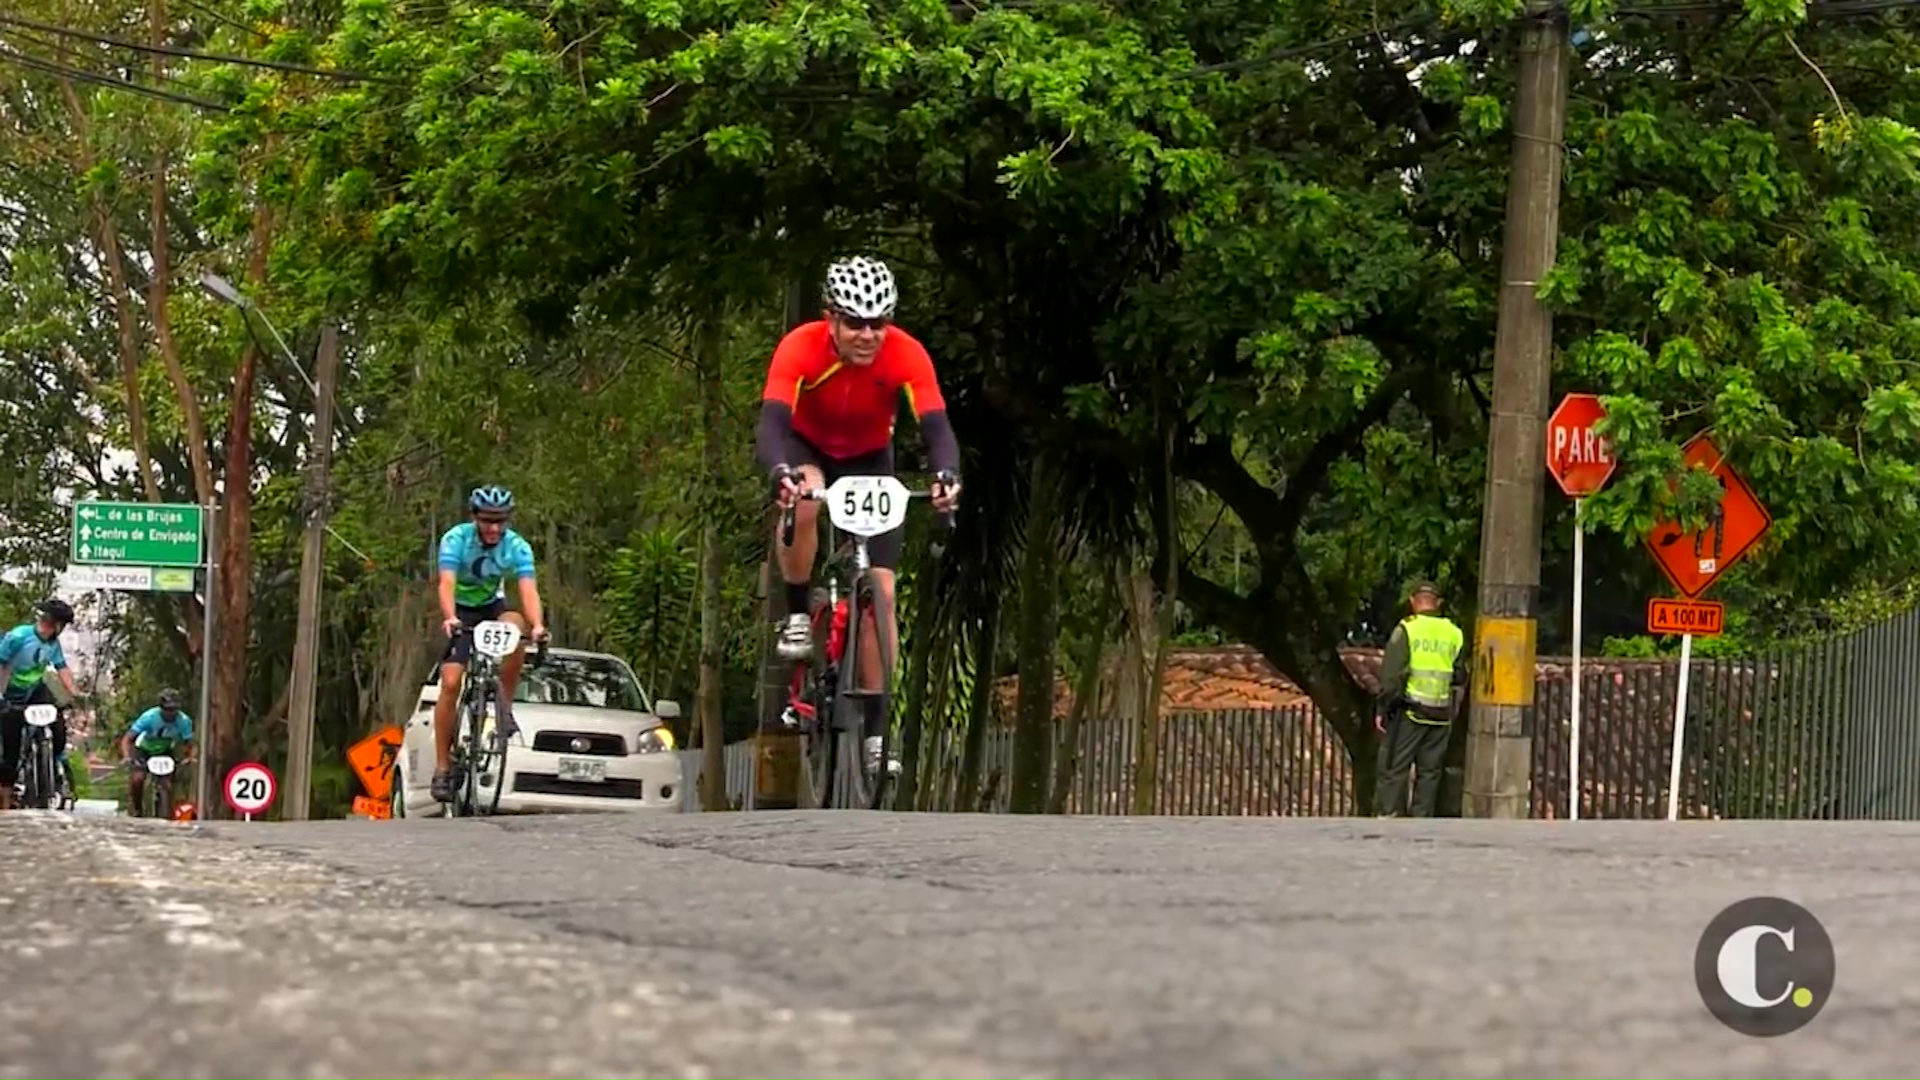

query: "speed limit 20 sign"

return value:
[224, 761, 277, 819]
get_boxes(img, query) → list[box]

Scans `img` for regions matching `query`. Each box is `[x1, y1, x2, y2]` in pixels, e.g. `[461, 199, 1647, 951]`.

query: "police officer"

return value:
[1375, 580, 1468, 817]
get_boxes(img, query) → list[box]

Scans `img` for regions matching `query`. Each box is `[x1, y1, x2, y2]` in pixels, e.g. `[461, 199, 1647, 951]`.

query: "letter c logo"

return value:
[1716, 923, 1795, 1008]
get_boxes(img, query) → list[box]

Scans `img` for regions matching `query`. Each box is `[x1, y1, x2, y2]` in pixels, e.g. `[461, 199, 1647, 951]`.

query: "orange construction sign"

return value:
[1645, 434, 1772, 599]
[345, 725, 403, 802]
[351, 795, 393, 820]
[1647, 598, 1724, 636]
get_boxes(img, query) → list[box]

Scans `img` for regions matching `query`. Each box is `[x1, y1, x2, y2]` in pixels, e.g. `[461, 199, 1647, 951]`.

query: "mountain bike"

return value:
[15, 703, 72, 811]
[444, 620, 547, 818]
[778, 472, 952, 810]
[140, 748, 181, 819]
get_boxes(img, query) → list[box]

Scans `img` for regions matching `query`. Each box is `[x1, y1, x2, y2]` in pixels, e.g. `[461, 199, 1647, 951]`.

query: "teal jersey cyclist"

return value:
[120, 688, 195, 819]
[429, 485, 549, 804]
[0, 598, 82, 811]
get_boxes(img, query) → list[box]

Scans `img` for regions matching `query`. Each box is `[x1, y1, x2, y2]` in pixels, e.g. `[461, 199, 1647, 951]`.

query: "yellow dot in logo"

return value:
[1793, 988, 1814, 1008]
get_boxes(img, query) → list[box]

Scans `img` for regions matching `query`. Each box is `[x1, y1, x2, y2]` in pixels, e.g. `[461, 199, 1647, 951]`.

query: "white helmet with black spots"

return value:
[823, 256, 898, 321]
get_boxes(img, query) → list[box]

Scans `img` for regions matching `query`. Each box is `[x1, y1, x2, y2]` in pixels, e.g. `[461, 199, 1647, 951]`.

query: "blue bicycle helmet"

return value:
[469, 485, 514, 513]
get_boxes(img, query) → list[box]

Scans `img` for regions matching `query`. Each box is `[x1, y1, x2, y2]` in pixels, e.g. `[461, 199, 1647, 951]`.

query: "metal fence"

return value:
[685, 602, 1920, 819]
[1534, 604, 1920, 820]
[910, 707, 1357, 815]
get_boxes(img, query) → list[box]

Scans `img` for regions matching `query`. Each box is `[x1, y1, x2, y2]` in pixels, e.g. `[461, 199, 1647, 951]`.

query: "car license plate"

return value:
[558, 757, 606, 783]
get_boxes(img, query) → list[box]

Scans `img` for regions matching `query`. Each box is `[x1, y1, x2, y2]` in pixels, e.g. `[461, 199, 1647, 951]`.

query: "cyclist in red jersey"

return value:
[756, 257, 962, 762]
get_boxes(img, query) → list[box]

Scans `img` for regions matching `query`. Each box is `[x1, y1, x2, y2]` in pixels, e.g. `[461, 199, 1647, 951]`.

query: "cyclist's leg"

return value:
[862, 567, 903, 775]
[432, 603, 493, 801]
[0, 697, 23, 811]
[774, 437, 829, 660]
[127, 747, 149, 817]
[850, 444, 905, 772]
[493, 607, 529, 738]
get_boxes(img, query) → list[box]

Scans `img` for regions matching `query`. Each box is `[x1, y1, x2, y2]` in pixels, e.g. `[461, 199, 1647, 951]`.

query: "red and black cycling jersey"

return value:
[754, 320, 960, 474]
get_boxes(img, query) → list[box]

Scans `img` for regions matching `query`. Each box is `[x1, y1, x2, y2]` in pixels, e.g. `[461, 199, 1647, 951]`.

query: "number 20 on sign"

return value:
[1647, 598, 1725, 637]
[224, 761, 277, 821]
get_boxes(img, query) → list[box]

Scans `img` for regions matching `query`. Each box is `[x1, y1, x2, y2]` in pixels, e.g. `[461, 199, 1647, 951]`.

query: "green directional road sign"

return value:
[70, 501, 204, 568]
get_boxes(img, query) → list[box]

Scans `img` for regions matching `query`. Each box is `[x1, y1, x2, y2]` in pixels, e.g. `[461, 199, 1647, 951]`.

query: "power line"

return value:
[0, 45, 228, 111]
[1178, 17, 1445, 79]
[0, 23, 224, 100]
[0, 12, 398, 85]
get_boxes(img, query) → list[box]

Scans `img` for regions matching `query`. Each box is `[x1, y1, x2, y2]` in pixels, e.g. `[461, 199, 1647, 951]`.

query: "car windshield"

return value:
[431, 654, 653, 712]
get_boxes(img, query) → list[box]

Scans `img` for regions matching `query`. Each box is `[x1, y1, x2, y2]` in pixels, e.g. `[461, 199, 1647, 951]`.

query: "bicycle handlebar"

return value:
[446, 623, 551, 666]
[779, 484, 958, 548]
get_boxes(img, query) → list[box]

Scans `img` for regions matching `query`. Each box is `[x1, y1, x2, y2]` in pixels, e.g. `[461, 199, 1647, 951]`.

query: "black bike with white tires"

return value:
[141, 750, 180, 819]
[444, 618, 546, 818]
[15, 703, 72, 811]
[780, 472, 950, 811]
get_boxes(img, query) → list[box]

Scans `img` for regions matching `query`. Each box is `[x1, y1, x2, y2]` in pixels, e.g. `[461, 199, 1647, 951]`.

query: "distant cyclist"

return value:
[755, 256, 962, 764]
[122, 688, 195, 818]
[430, 485, 549, 804]
[0, 599, 81, 811]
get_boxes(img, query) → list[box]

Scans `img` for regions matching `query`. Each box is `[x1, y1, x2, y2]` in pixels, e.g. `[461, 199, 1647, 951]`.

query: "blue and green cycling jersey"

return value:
[0, 623, 66, 694]
[437, 522, 537, 608]
[129, 706, 193, 754]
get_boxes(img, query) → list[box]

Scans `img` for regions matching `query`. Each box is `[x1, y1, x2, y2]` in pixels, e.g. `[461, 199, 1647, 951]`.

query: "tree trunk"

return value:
[694, 316, 727, 811]
[955, 597, 999, 812]
[1050, 567, 1113, 815]
[1009, 450, 1062, 814]
[57, 77, 198, 662]
[147, 0, 214, 506]
[1131, 405, 1179, 815]
[914, 618, 956, 811]
[208, 202, 274, 819]
[896, 541, 943, 811]
[56, 81, 159, 503]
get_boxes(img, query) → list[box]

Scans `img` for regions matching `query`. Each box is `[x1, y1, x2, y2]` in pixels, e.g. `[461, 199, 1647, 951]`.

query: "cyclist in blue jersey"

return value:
[430, 485, 549, 803]
[0, 599, 81, 811]
[121, 688, 195, 818]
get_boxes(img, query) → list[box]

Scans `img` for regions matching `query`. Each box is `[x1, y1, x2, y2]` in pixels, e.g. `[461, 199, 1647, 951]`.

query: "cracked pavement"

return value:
[2, 811, 1916, 1078]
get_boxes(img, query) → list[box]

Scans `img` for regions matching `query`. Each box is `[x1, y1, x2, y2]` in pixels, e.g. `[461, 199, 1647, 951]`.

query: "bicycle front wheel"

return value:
[831, 577, 896, 811]
[467, 675, 507, 816]
[28, 745, 54, 803]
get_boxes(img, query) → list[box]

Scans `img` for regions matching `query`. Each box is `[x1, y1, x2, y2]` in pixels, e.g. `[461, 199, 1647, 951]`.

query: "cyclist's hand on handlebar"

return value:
[442, 617, 463, 638]
[772, 464, 806, 510]
[931, 470, 962, 514]
[531, 624, 550, 645]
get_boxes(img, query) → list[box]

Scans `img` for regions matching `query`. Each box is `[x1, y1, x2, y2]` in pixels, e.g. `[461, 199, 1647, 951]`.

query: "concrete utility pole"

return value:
[1464, 0, 1570, 818]
[285, 322, 340, 820]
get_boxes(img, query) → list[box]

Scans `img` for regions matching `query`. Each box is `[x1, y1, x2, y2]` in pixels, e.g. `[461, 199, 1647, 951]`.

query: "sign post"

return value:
[68, 500, 217, 810]
[1546, 393, 1618, 821]
[1644, 434, 1772, 821]
[223, 761, 276, 822]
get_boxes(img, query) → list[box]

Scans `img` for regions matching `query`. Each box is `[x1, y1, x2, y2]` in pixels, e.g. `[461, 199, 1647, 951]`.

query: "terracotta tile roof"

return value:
[993, 645, 1315, 721]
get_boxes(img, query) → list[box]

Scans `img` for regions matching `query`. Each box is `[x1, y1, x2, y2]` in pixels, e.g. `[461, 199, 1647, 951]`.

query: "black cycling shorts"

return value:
[0, 683, 60, 785]
[790, 435, 903, 570]
[439, 599, 507, 666]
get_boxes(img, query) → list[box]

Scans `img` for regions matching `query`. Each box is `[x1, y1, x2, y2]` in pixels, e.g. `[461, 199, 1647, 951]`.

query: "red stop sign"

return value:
[1546, 393, 1617, 497]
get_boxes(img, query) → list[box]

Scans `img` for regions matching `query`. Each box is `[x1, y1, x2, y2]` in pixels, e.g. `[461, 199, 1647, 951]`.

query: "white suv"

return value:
[395, 645, 684, 816]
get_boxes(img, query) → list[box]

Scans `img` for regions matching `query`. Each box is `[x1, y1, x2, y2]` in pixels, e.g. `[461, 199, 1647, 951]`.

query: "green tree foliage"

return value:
[10, 0, 1920, 815]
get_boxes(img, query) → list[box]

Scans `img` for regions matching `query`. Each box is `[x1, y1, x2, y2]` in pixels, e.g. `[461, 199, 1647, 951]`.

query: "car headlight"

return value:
[635, 727, 675, 754]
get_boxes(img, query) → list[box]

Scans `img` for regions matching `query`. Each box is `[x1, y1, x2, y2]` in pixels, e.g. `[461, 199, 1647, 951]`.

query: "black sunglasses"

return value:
[833, 311, 891, 332]
[474, 513, 510, 525]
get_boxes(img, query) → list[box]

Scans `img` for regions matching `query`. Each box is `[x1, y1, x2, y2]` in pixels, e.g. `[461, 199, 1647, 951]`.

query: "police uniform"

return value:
[1375, 605, 1467, 817]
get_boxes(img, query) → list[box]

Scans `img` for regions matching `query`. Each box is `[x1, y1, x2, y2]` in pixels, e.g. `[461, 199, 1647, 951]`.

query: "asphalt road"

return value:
[3, 811, 1915, 1079]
